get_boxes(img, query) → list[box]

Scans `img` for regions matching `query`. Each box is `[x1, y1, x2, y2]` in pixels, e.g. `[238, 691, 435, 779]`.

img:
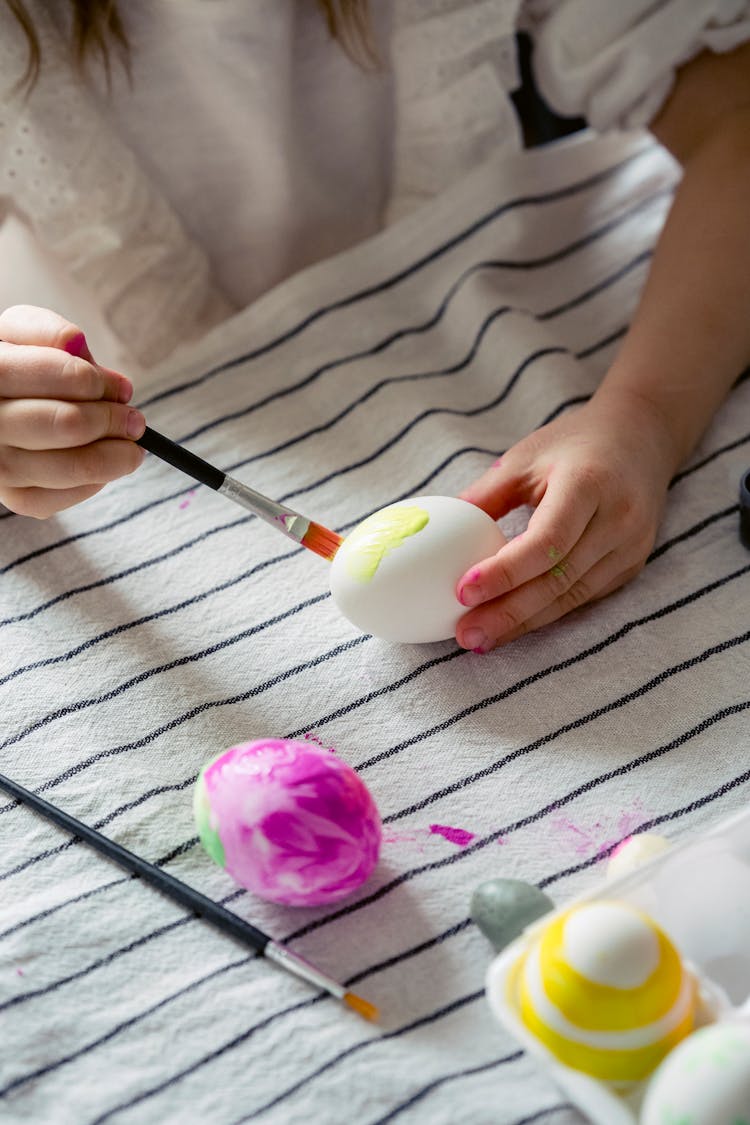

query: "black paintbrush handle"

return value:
[0, 772, 270, 954]
[138, 426, 225, 492]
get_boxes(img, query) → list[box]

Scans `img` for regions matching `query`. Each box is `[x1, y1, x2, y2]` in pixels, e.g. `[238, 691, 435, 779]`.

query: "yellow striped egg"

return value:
[516, 900, 696, 1083]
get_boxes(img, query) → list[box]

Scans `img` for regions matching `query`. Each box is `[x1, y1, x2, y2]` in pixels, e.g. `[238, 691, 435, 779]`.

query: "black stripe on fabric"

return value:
[671, 430, 750, 489]
[0, 517, 744, 835]
[0, 918, 192, 1016]
[0, 956, 259, 1098]
[174, 242, 653, 452]
[0, 877, 243, 946]
[2, 405, 739, 694]
[0, 497, 737, 882]
[0, 198, 661, 582]
[136, 757, 750, 1124]
[160, 246, 651, 485]
[510, 1107, 574, 1125]
[538, 767, 750, 891]
[233, 991, 489, 1125]
[88, 991, 484, 1125]
[303, 559, 750, 761]
[0, 307, 551, 623]
[0, 917, 474, 1098]
[576, 325, 626, 359]
[379, 628, 750, 822]
[138, 145, 658, 410]
[284, 699, 750, 944]
[3, 631, 747, 1011]
[366, 1054, 529, 1125]
[4, 756, 747, 1109]
[5, 722, 748, 1048]
[648, 505, 738, 561]
[0, 877, 127, 943]
[0, 610, 356, 760]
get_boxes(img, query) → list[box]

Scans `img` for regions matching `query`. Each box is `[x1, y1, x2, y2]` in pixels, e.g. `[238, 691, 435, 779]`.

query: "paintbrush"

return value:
[0, 771, 378, 1022]
[137, 426, 343, 562]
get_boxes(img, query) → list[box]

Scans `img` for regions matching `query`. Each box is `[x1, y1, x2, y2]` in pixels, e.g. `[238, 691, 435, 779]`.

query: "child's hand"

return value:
[454, 390, 679, 651]
[0, 305, 145, 518]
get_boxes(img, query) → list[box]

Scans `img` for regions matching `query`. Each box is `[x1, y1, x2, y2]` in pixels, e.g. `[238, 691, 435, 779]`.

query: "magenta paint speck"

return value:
[429, 823, 475, 847]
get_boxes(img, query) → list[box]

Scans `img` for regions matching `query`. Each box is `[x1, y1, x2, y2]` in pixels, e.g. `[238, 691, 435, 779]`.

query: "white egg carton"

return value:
[485, 804, 750, 1123]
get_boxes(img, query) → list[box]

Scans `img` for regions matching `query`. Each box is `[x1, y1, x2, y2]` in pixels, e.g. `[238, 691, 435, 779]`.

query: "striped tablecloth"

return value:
[2, 129, 749, 1125]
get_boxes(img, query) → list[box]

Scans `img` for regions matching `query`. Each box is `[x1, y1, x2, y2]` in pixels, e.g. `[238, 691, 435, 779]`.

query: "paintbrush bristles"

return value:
[343, 991, 380, 1022]
[302, 522, 344, 561]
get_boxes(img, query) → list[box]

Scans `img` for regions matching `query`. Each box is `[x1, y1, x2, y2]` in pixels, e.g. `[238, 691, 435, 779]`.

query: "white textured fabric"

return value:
[528, 0, 750, 130]
[1, 129, 749, 1125]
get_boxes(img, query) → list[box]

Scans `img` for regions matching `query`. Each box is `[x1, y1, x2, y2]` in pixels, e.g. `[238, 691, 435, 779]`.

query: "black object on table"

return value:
[740, 468, 750, 549]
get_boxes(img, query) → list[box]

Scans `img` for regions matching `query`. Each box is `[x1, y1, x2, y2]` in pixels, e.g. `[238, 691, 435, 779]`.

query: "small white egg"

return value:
[563, 901, 660, 988]
[640, 1020, 750, 1125]
[329, 495, 506, 643]
[606, 834, 671, 880]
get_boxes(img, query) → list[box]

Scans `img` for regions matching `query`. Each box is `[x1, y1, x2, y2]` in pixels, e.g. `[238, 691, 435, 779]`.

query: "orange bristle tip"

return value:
[303, 523, 344, 561]
[343, 991, 379, 1022]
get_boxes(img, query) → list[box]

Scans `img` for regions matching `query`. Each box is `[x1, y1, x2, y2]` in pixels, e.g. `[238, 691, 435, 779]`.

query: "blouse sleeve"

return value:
[0, 5, 232, 367]
[526, 0, 750, 131]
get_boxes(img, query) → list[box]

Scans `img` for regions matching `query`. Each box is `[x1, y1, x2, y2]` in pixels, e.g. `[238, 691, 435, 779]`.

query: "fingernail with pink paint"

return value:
[64, 331, 93, 361]
[458, 583, 483, 607]
[457, 570, 483, 606]
[461, 627, 486, 651]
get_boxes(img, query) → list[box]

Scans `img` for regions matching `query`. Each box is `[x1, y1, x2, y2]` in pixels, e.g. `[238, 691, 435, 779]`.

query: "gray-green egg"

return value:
[470, 878, 553, 951]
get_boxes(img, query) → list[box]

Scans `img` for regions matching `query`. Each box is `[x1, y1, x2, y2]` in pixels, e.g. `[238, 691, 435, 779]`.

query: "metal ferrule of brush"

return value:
[219, 476, 311, 543]
[264, 941, 345, 999]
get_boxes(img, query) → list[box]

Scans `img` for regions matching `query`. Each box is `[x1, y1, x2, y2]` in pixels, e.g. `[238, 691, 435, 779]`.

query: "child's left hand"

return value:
[453, 389, 679, 652]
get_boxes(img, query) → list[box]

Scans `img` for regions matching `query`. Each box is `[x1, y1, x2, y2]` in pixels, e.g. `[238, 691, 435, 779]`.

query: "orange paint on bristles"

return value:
[343, 991, 380, 1022]
[302, 522, 344, 561]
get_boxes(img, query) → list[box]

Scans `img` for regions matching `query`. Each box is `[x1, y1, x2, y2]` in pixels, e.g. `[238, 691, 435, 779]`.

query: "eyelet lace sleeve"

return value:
[386, 0, 525, 223]
[0, 6, 231, 366]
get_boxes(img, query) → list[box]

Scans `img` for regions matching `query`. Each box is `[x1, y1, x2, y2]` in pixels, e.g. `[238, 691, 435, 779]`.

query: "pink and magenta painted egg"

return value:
[193, 738, 382, 906]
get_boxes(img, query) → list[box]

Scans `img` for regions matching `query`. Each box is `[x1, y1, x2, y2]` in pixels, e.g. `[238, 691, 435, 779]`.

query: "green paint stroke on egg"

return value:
[344, 506, 430, 581]
[193, 770, 226, 868]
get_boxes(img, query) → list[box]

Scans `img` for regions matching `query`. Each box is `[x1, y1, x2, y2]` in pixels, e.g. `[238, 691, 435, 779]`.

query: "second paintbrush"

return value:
[138, 426, 343, 561]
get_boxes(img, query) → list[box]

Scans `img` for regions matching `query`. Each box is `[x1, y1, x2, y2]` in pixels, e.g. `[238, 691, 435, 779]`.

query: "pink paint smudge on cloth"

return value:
[550, 800, 649, 860]
[429, 824, 475, 847]
[179, 488, 197, 510]
[381, 828, 429, 854]
[302, 732, 337, 753]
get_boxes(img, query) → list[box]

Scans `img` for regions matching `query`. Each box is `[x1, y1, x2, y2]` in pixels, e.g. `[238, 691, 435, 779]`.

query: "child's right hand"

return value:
[0, 305, 146, 518]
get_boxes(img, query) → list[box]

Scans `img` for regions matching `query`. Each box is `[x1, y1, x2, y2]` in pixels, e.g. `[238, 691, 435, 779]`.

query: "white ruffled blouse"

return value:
[0, 0, 748, 372]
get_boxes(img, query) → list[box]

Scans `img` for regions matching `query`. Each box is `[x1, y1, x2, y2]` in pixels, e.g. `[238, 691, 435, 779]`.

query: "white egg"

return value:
[606, 834, 671, 880]
[329, 495, 506, 643]
[640, 1020, 750, 1125]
